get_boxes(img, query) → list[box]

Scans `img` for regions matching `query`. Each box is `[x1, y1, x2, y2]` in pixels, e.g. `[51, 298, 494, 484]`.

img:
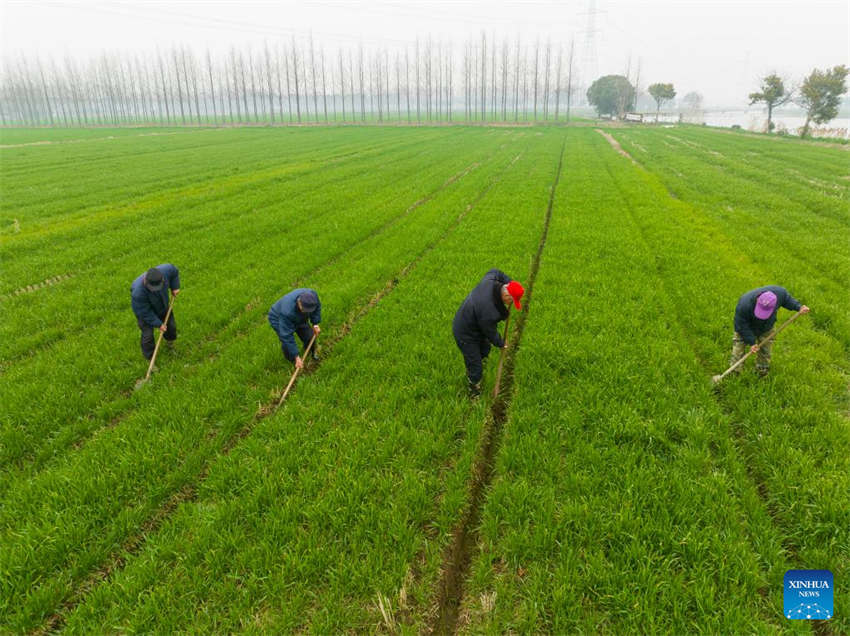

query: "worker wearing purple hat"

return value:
[730, 285, 809, 376]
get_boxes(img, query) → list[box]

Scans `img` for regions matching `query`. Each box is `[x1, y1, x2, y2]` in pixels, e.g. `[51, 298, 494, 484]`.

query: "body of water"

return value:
[691, 110, 850, 139]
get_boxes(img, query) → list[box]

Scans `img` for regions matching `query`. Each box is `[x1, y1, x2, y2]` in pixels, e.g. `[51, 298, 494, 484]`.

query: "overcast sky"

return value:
[1, 0, 848, 107]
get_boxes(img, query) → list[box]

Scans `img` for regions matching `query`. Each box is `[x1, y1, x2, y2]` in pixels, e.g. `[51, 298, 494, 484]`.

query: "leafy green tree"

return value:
[648, 82, 676, 121]
[748, 74, 791, 132]
[797, 65, 849, 137]
[587, 74, 635, 118]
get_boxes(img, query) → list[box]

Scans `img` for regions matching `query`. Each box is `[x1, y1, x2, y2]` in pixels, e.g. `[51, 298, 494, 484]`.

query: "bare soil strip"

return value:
[0, 129, 209, 149]
[35, 152, 523, 635]
[595, 128, 636, 163]
[1, 273, 72, 300]
[9, 158, 484, 479]
[429, 138, 566, 635]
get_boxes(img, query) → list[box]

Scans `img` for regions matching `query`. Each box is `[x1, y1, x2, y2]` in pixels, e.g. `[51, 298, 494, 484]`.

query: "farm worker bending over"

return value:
[130, 264, 180, 360]
[268, 289, 322, 370]
[453, 269, 524, 398]
[730, 285, 809, 377]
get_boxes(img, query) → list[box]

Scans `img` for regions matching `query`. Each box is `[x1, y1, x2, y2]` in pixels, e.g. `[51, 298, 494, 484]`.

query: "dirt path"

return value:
[595, 128, 636, 163]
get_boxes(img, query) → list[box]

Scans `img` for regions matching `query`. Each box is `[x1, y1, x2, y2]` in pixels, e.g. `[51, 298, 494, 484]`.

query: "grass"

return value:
[1, 124, 846, 633]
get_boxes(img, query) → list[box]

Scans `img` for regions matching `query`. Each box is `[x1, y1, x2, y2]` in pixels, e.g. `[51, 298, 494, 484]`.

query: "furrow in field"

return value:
[661, 132, 850, 226]
[0, 273, 73, 300]
[21, 159, 484, 473]
[458, 129, 790, 633]
[0, 135, 496, 483]
[0, 136, 528, 633]
[48, 132, 560, 634]
[609, 130, 850, 274]
[0, 127, 212, 148]
[0, 133, 289, 212]
[23, 139, 528, 629]
[429, 136, 566, 634]
[600, 155, 804, 628]
[671, 127, 850, 194]
[0, 133, 426, 298]
[1, 130, 427, 241]
[597, 136, 849, 633]
[605, 128, 850, 341]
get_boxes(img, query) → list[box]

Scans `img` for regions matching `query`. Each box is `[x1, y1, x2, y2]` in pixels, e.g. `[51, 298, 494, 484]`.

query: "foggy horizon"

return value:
[2, 0, 848, 110]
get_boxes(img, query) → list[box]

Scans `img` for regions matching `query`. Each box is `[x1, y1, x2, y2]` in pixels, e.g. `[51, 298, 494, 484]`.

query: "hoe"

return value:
[493, 312, 511, 399]
[276, 332, 318, 408]
[133, 294, 177, 391]
[712, 309, 804, 385]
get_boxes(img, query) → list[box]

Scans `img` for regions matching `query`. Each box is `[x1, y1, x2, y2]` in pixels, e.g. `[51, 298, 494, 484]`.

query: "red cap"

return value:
[506, 280, 524, 310]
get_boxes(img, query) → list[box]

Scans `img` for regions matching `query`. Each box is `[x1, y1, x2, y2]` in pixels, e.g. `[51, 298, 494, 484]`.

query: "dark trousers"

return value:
[138, 313, 176, 360]
[270, 318, 314, 362]
[455, 336, 491, 384]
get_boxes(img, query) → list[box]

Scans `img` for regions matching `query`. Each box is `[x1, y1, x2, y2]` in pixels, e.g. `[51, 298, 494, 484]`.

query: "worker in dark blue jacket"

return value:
[730, 285, 809, 376]
[268, 288, 322, 369]
[130, 264, 180, 360]
[453, 269, 524, 397]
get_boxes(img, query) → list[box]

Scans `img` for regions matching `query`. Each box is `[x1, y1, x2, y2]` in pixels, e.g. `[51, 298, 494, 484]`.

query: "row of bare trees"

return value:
[0, 34, 581, 127]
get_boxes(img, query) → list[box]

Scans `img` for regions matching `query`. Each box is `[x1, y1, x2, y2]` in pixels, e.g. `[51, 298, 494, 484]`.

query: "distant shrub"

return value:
[731, 124, 742, 130]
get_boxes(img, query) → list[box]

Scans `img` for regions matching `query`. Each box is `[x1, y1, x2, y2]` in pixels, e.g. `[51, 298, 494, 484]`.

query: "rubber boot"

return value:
[468, 381, 481, 399]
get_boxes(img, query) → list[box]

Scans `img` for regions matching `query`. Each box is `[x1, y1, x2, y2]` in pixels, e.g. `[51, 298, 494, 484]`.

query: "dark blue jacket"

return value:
[268, 288, 322, 358]
[452, 269, 511, 348]
[734, 285, 801, 345]
[131, 264, 180, 328]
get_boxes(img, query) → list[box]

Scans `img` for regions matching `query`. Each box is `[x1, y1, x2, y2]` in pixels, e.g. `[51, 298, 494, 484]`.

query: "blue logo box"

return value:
[784, 569, 833, 620]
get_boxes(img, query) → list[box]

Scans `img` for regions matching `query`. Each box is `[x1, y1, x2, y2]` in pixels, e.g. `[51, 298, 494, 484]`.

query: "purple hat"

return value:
[754, 291, 777, 319]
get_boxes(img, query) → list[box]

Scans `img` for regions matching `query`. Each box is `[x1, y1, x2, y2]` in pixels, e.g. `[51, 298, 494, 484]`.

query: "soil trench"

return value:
[429, 136, 566, 634]
[34, 149, 524, 636]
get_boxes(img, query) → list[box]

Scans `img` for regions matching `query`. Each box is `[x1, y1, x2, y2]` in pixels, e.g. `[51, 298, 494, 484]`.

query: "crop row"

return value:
[1, 127, 444, 237]
[613, 126, 850, 350]
[601, 129, 850, 631]
[0, 128, 549, 631]
[666, 127, 850, 194]
[461, 128, 847, 632]
[3, 125, 843, 632]
[0, 128, 504, 470]
[0, 129, 466, 357]
[47, 130, 566, 633]
[0, 126, 195, 145]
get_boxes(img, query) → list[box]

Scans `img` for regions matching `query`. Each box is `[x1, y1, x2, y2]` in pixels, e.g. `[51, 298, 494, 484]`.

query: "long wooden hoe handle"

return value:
[277, 332, 318, 408]
[492, 312, 512, 399]
[713, 309, 804, 385]
[144, 294, 177, 380]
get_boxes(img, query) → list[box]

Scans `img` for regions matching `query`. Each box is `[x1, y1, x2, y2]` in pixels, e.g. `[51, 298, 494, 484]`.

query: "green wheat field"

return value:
[1, 124, 848, 633]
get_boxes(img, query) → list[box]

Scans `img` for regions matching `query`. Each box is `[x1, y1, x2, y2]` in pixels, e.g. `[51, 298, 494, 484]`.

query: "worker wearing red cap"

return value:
[453, 269, 524, 397]
[731, 285, 809, 377]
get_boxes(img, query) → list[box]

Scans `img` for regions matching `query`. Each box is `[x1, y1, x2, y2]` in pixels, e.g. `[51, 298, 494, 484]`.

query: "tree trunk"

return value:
[514, 38, 520, 122]
[405, 48, 411, 123]
[532, 40, 539, 121]
[566, 39, 574, 123]
[801, 113, 812, 138]
[292, 40, 301, 123]
[481, 31, 487, 123]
